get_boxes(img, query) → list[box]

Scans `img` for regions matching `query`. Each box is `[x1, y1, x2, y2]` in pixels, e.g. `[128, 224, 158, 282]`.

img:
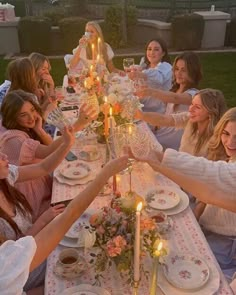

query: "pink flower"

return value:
[140, 217, 156, 231]
[97, 225, 105, 235]
[106, 236, 127, 257]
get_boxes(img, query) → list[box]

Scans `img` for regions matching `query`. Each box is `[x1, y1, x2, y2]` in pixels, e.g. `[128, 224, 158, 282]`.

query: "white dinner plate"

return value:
[59, 236, 79, 248]
[54, 169, 96, 186]
[147, 187, 180, 210]
[146, 186, 189, 216]
[65, 209, 94, 239]
[59, 284, 111, 295]
[159, 260, 220, 295]
[162, 253, 210, 291]
[60, 161, 90, 180]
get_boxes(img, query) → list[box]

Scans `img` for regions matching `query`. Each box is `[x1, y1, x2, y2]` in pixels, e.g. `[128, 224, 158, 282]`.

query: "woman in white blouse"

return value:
[69, 21, 123, 74]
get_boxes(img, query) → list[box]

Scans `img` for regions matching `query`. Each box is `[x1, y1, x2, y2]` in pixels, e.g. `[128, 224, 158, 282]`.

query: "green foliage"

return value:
[171, 14, 204, 50]
[228, 17, 236, 47]
[18, 16, 52, 54]
[44, 9, 66, 26]
[58, 17, 88, 53]
[103, 5, 137, 48]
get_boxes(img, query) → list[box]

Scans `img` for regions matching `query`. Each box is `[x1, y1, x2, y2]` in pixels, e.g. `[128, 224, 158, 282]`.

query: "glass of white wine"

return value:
[123, 58, 135, 74]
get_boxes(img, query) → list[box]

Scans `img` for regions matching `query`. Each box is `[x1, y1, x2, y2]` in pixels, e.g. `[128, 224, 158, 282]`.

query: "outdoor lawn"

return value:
[0, 51, 236, 107]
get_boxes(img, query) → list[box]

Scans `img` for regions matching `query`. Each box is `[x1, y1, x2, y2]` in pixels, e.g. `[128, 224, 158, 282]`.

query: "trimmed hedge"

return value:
[18, 16, 52, 54]
[59, 17, 88, 53]
[103, 5, 137, 48]
[172, 14, 204, 50]
[228, 17, 236, 47]
[44, 10, 66, 26]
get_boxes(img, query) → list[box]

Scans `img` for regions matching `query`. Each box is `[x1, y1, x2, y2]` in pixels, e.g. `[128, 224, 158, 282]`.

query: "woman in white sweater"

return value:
[135, 108, 236, 281]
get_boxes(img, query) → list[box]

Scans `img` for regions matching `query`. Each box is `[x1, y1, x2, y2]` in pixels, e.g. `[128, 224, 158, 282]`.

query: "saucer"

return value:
[53, 256, 87, 279]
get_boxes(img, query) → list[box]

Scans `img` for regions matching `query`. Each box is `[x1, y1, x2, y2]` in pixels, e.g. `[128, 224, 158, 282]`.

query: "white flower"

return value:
[107, 93, 118, 105]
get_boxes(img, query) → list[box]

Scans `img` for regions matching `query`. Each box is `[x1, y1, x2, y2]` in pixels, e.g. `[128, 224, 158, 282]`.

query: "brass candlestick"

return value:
[133, 280, 139, 295]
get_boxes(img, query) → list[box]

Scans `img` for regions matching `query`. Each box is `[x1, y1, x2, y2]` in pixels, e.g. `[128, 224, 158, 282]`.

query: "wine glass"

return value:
[46, 107, 71, 130]
[129, 125, 151, 159]
[123, 58, 135, 74]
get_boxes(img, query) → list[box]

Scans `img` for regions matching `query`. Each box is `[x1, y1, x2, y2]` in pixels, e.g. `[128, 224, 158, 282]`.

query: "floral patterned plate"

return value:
[65, 209, 94, 239]
[59, 284, 111, 295]
[60, 161, 90, 180]
[162, 253, 210, 291]
[147, 188, 180, 210]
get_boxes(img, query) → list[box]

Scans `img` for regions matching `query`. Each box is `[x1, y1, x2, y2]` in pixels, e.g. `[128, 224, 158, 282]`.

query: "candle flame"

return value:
[84, 80, 87, 88]
[109, 107, 113, 116]
[137, 202, 142, 212]
[98, 37, 101, 44]
[97, 76, 100, 82]
[92, 43, 95, 50]
[90, 64, 93, 72]
[104, 96, 107, 103]
[157, 241, 163, 251]
[97, 54, 100, 62]
[128, 126, 132, 135]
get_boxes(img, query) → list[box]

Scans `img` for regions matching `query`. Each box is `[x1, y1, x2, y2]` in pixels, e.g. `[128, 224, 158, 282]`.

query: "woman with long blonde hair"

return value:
[207, 107, 236, 161]
[69, 21, 123, 74]
[136, 88, 227, 157]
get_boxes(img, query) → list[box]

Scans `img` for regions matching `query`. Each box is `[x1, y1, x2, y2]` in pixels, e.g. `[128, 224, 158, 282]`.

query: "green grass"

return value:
[1, 51, 236, 107]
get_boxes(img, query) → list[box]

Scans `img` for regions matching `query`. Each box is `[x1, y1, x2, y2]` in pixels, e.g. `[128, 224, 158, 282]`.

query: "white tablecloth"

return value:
[45, 122, 233, 295]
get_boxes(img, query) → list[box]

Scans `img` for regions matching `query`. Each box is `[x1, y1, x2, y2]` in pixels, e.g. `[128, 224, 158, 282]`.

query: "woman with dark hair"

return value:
[0, 90, 96, 220]
[129, 37, 172, 114]
[0, 125, 75, 294]
[136, 51, 202, 150]
[0, 154, 128, 294]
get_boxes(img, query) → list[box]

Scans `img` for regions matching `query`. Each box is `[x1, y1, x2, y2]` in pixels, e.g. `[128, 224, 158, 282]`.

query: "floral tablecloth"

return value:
[45, 122, 233, 295]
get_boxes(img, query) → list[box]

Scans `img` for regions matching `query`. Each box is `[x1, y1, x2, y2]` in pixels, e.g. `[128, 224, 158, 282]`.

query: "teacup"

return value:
[58, 248, 79, 273]
[150, 211, 170, 233]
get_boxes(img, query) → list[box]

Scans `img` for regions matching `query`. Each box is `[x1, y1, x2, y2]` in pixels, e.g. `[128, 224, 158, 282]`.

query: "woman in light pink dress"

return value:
[0, 90, 96, 220]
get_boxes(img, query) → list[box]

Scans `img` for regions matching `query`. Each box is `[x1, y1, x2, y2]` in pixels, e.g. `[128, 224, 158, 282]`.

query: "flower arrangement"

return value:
[88, 193, 162, 285]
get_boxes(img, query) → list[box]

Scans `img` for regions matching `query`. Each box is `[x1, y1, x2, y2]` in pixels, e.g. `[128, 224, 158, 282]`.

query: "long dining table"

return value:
[44, 120, 233, 295]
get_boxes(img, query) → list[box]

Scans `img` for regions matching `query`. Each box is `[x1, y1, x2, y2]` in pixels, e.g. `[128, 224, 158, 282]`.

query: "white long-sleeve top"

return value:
[162, 149, 236, 236]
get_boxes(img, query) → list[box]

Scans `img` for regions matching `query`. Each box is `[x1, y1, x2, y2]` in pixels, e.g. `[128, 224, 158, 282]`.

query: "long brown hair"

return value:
[29, 52, 52, 90]
[1, 90, 43, 142]
[208, 107, 236, 161]
[0, 179, 32, 237]
[188, 89, 227, 155]
[143, 37, 171, 66]
[171, 51, 202, 93]
[7, 58, 38, 95]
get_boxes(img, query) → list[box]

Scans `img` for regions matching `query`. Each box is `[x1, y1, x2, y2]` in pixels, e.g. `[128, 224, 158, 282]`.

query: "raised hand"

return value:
[61, 125, 75, 148]
[104, 155, 129, 176]
[38, 203, 66, 225]
[74, 103, 98, 131]
[135, 87, 151, 99]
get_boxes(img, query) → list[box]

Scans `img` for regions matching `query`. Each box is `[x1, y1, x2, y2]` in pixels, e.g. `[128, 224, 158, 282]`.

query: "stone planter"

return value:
[0, 17, 20, 54]
[194, 11, 231, 48]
